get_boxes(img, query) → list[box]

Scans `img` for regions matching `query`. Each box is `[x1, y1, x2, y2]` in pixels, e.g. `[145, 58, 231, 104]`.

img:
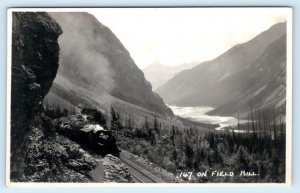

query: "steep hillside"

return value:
[47, 12, 172, 116]
[143, 61, 198, 89]
[209, 34, 286, 116]
[156, 22, 286, 117]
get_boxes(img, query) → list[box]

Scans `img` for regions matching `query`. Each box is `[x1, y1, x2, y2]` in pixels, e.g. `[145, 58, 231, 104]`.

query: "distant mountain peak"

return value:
[143, 61, 199, 90]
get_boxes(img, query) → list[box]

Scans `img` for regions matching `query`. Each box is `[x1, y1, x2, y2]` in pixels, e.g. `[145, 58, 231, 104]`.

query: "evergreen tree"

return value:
[170, 125, 175, 146]
[143, 116, 155, 144]
[153, 116, 160, 134]
[111, 107, 122, 139]
[185, 143, 194, 169]
[236, 145, 250, 170]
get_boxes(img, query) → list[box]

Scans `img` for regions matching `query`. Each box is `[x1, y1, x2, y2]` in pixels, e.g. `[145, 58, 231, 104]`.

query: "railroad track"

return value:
[120, 156, 164, 183]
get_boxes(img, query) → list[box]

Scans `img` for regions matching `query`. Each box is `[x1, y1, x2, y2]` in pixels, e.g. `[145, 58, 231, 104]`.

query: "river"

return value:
[168, 105, 248, 131]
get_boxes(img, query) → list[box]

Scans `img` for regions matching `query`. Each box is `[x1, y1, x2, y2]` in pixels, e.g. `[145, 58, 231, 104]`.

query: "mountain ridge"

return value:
[156, 22, 286, 117]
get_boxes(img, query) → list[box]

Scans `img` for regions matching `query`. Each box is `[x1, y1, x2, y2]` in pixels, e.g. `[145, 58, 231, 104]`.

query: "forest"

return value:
[47, 104, 286, 183]
[111, 107, 286, 183]
[47, 102, 286, 183]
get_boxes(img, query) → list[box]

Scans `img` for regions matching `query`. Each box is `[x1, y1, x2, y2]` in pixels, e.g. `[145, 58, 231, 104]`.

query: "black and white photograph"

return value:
[7, 7, 292, 186]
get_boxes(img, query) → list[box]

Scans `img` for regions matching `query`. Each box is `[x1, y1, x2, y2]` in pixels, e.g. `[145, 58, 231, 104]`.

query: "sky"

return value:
[90, 8, 288, 69]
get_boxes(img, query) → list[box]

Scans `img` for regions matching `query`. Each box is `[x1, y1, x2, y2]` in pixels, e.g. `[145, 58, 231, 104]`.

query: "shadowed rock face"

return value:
[11, 12, 62, 178]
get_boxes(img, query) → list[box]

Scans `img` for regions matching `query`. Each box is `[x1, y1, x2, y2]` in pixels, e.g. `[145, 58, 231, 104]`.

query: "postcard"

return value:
[6, 7, 292, 187]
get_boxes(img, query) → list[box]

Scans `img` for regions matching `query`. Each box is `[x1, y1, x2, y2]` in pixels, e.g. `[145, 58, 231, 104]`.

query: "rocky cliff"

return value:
[11, 12, 62, 179]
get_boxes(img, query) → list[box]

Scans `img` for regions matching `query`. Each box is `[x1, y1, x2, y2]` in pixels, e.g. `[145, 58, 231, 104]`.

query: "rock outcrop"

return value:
[101, 154, 134, 183]
[11, 12, 62, 179]
[23, 126, 98, 182]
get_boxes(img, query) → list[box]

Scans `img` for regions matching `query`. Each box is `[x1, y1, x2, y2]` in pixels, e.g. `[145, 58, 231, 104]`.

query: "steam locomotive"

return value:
[55, 117, 120, 157]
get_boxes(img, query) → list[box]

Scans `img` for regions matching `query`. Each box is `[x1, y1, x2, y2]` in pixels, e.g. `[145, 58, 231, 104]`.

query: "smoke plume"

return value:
[49, 12, 115, 93]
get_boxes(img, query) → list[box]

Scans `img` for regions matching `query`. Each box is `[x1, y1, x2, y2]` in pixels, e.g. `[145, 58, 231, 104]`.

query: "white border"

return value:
[6, 7, 293, 188]
[285, 6, 293, 187]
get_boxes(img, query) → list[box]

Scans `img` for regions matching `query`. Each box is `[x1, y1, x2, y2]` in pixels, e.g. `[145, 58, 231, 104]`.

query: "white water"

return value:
[169, 105, 247, 131]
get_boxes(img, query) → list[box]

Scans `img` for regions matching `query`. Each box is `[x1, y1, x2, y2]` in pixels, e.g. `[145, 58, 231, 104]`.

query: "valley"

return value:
[9, 10, 289, 184]
[44, 12, 287, 183]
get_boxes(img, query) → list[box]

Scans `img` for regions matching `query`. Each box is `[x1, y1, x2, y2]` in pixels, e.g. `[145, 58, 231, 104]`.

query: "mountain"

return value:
[143, 61, 198, 89]
[156, 22, 286, 117]
[46, 12, 173, 117]
[209, 34, 286, 117]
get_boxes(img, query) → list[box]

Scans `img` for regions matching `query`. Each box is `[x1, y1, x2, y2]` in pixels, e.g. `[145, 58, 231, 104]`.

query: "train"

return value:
[55, 115, 120, 157]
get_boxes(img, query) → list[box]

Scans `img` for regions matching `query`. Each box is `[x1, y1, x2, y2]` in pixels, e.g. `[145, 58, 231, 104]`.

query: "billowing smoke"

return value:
[49, 12, 115, 93]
